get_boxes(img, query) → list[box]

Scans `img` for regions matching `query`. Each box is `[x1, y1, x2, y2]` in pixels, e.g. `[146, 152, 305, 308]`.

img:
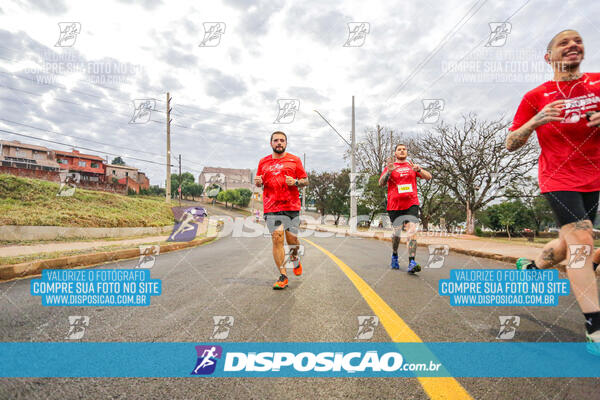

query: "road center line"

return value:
[303, 238, 473, 400]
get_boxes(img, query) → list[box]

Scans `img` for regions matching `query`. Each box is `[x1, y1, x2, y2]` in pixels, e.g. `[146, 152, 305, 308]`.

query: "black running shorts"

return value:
[264, 211, 300, 234]
[543, 191, 599, 227]
[387, 205, 420, 228]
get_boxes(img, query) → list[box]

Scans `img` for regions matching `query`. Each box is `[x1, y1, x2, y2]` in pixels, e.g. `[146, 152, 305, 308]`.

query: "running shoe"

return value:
[516, 257, 538, 270]
[293, 261, 303, 276]
[408, 260, 421, 274]
[273, 274, 288, 290]
[391, 254, 400, 270]
[586, 330, 600, 356]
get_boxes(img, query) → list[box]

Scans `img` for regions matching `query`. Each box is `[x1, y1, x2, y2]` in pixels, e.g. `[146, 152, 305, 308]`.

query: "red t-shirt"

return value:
[257, 153, 307, 213]
[510, 72, 600, 193]
[380, 162, 422, 210]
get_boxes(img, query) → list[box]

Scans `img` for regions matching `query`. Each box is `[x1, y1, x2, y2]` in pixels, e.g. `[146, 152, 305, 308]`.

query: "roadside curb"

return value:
[312, 226, 519, 264]
[0, 236, 217, 282]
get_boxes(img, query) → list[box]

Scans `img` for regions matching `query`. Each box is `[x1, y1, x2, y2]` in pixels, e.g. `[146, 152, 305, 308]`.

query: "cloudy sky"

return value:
[0, 0, 598, 186]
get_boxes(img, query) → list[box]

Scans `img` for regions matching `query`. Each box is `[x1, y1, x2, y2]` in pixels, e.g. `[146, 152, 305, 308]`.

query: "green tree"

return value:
[358, 174, 387, 222]
[480, 200, 532, 238]
[234, 188, 252, 208]
[330, 169, 350, 224]
[307, 171, 335, 216]
[111, 157, 125, 165]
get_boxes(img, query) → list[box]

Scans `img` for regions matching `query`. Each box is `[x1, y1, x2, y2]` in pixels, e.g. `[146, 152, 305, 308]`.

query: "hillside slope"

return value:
[0, 174, 174, 227]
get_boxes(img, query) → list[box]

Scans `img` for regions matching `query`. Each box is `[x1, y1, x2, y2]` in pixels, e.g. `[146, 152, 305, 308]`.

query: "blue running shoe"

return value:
[587, 331, 600, 356]
[391, 254, 399, 269]
[408, 260, 421, 274]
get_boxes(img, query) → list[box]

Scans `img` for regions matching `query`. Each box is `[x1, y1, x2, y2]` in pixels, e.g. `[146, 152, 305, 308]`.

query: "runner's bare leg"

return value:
[561, 220, 600, 313]
[272, 226, 286, 276]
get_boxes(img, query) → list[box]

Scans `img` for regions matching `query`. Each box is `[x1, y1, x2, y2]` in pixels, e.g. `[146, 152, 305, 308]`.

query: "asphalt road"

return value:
[1, 208, 599, 399]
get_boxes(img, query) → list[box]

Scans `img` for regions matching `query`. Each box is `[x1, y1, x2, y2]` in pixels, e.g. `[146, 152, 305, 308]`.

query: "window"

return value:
[112, 170, 116, 175]
[125, 172, 129, 177]
[78, 161, 86, 167]
[58, 159, 68, 165]
[91, 163, 99, 168]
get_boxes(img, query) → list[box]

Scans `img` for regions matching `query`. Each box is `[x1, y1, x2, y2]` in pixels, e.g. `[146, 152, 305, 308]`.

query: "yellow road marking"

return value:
[303, 238, 473, 400]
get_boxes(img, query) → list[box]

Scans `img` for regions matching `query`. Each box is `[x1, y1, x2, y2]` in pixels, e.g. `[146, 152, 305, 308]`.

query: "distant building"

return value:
[198, 167, 254, 191]
[105, 163, 139, 182]
[137, 171, 150, 190]
[55, 149, 105, 182]
[0, 140, 60, 171]
[105, 164, 150, 193]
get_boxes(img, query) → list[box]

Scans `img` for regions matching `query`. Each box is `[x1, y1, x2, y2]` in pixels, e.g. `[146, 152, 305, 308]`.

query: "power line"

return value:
[0, 127, 172, 167]
[0, 95, 167, 153]
[0, 118, 166, 158]
[383, 0, 531, 124]
[0, 82, 164, 123]
[383, 0, 488, 104]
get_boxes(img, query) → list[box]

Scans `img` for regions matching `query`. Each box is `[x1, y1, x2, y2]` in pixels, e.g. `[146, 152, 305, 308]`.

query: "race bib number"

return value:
[397, 184, 413, 194]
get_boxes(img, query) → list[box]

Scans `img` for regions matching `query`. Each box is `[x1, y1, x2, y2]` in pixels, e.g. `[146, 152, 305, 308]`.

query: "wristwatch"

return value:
[294, 179, 299, 186]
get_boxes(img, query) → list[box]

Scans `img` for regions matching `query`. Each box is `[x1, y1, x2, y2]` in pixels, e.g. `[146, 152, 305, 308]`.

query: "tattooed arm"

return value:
[506, 100, 566, 151]
[379, 160, 396, 187]
[378, 170, 392, 187]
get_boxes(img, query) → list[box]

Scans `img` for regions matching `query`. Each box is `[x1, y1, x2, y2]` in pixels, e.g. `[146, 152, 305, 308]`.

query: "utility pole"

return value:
[313, 96, 357, 232]
[350, 95, 356, 233]
[302, 153, 306, 212]
[178, 154, 182, 207]
[166, 92, 172, 203]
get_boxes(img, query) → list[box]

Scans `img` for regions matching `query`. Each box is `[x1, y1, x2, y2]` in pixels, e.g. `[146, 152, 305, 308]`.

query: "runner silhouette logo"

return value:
[191, 345, 223, 375]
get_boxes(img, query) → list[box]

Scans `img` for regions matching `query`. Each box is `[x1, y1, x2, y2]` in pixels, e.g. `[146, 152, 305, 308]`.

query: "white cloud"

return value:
[0, 0, 599, 186]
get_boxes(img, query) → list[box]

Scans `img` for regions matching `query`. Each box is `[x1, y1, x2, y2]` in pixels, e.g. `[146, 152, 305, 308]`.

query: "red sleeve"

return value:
[295, 157, 307, 179]
[256, 159, 264, 177]
[509, 91, 538, 131]
[379, 167, 389, 179]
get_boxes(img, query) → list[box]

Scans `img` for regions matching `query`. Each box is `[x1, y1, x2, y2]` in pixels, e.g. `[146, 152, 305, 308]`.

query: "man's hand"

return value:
[407, 160, 421, 172]
[254, 175, 263, 187]
[587, 111, 600, 127]
[386, 158, 397, 172]
[532, 100, 565, 128]
[285, 175, 296, 186]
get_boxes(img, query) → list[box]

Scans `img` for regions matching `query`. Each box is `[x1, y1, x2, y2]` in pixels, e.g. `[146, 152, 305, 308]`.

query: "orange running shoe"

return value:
[273, 274, 288, 290]
[293, 261, 303, 276]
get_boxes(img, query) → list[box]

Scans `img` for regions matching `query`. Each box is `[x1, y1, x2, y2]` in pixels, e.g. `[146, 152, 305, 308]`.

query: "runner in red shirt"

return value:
[506, 29, 600, 354]
[255, 131, 308, 289]
[379, 144, 432, 273]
